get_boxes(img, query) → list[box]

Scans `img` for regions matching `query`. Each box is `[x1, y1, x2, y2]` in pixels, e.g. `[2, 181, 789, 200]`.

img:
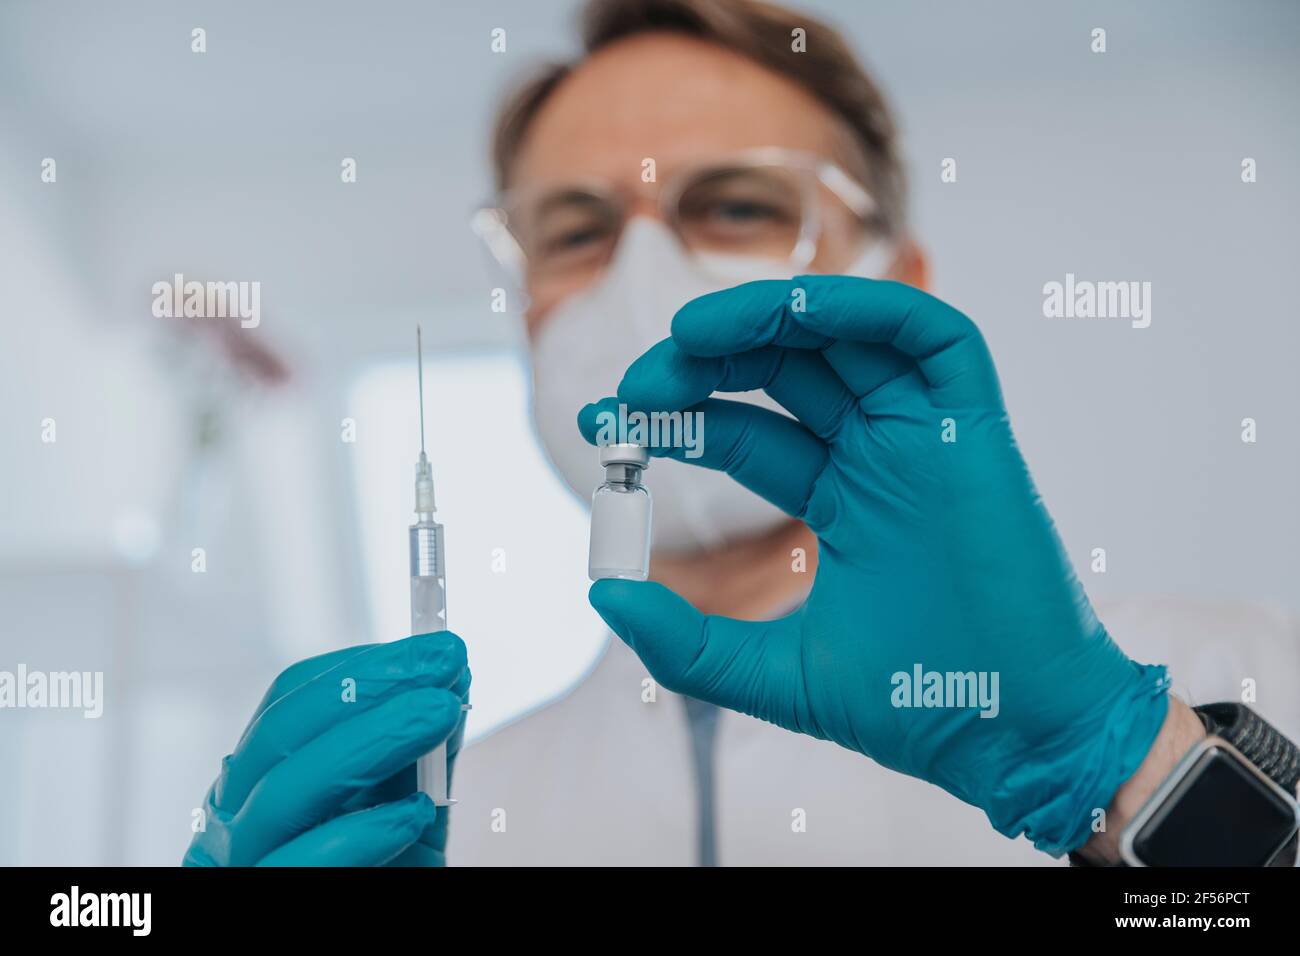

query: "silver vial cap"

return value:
[598, 443, 650, 469]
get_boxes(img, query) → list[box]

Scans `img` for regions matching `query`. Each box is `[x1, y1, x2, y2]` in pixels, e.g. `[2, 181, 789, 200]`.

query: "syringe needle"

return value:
[416, 325, 427, 457]
[412, 325, 437, 516]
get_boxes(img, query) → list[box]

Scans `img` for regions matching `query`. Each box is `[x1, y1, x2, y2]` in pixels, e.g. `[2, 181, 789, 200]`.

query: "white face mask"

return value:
[529, 218, 894, 554]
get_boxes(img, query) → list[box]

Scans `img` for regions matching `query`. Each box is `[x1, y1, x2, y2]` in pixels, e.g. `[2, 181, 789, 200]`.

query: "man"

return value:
[186, 0, 1300, 867]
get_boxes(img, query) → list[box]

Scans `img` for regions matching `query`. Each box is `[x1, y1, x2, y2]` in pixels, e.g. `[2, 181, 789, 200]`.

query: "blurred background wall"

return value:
[1, 0, 1297, 864]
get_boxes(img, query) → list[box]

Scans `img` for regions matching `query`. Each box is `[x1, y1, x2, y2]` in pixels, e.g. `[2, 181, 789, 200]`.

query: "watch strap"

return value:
[1193, 702, 1300, 795]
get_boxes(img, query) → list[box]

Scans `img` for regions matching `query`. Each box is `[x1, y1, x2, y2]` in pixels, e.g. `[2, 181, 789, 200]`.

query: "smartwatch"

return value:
[1117, 703, 1300, 867]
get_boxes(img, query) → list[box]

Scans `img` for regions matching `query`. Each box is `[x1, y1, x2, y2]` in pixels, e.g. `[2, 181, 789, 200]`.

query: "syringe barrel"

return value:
[410, 520, 447, 635]
[410, 518, 452, 805]
[410, 575, 447, 636]
[409, 519, 445, 579]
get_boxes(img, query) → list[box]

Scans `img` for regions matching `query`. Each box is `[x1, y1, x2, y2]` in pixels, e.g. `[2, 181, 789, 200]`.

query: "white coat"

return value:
[448, 597, 1300, 865]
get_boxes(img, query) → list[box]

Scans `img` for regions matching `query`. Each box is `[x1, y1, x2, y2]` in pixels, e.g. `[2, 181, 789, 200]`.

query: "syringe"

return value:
[410, 325, 452, 806]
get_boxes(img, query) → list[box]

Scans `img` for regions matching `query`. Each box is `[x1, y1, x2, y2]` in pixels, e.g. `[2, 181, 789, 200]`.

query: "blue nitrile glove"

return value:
[184, 632, 470, 866]
[579, 276, 1170, 856]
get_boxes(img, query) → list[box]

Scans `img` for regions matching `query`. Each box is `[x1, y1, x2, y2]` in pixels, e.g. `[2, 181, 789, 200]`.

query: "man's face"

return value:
[509, 32, 886, 330]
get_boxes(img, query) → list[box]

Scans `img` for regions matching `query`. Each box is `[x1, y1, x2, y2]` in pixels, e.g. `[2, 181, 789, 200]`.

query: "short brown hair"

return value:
[490, 0, 907, 237]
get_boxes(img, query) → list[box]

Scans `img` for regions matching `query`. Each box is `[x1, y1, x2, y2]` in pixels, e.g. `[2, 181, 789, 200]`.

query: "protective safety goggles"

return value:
[471, 147, 885, 290]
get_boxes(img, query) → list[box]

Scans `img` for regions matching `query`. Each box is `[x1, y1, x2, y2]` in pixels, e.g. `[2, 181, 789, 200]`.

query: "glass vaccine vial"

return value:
[588, 443, 652, 581]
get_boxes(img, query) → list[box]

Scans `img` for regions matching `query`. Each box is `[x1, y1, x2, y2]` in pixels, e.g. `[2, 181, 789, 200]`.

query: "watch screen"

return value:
[1132, 745, 1298, 866]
